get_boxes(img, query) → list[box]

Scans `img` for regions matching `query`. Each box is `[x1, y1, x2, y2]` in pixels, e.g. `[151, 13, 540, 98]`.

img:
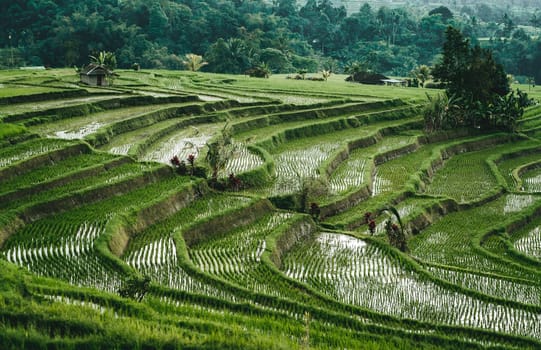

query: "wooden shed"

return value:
[79, 64, 112, 86]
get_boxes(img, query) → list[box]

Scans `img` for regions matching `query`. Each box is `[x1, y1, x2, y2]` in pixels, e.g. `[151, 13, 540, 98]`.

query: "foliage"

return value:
[345, 71, 388, 85]
[5, 69, 541, 349]
[246, 64, 271, 78]
[321, 70, 331, 81]
[430, 26, 527, 132]
[428, 6, 453, 21]
[206, 124, 236, 181]
[205, 38, 252, 74]
[382, 206, 408, 252]
[410, 65, 431, 87]
[182, 53, 208, 72]
[297, 68, 308, 80]
[365, 212, 376, 234]
[344, 61, 366, 81]
[432, 27, 509, 103]
[309, 202, 320, 221]
[0, 123, 26, 140]
[89, 51, 116, 70]
[117, 275, 151, 302]
[299, 176, 329, 213]
[423, 93, 461, 132]
[228, 173, 242, 191]
[2, 0, 541, 80]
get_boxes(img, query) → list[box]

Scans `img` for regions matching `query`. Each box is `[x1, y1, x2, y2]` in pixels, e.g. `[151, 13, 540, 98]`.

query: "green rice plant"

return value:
[0, 138, 76, 169]
[497, 151, 541, 190]
[2, 173, 198, 292]
[326, 143, 436, 229]
[124, 194, 253, 255]
[268, 143, 341, 196]
[423, 147, 503, 203]
[517, 105, 541, 130]
[0, 152, 116, 195]
[0, 85, 68, 99]
[139, 122, 222, 164]
[425, 265, 541, 306]
[28, 102, 198, 138]
[122, 194, 255, 301]
[0, 122, 26, 140]
[0, 94, 129, 118]
[251, 117, 419, 198]
[3, 220, 124, 293]
[228, 73, 431, 102]
[190, 212, 298, 298]
[409, 194, 541, 279]
[327, 136, 417, 196]
[521, 167, 541, 192]
[3, 162, 160, 210]
[513, 225, 541, 261]
[283, 232, 541, 339]
[7, 69, 541, 349]
[128, 236, 242, 302]
[240, 92, 333, 105]
[96, 116, 202, 155]
[234, 103, 417, 144]
[220, 142, 265, 178]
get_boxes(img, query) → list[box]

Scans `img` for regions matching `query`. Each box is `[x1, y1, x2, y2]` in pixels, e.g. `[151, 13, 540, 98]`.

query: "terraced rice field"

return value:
[1, 69, 541, 349]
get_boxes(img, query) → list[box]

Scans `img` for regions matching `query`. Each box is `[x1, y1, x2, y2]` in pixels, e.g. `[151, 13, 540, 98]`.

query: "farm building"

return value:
[79, 64, 112, 86]
[381, 78, 408, 87]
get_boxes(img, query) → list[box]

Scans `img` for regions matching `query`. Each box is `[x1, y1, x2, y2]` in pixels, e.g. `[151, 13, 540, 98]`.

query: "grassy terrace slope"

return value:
[1, 69, 541, 349]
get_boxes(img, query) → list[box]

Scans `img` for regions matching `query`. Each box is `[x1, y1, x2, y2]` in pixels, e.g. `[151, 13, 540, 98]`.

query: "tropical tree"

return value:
[432, 26, 513, 130]
[206, 124, 236, 182]
[411, 65, 431, 87]
[321, 69, 331, 81]
[89, 51, 117, 70]
[205, 38, 252, 74]
[423, 93, 461, 132]
[433, 26, 510, 102]
[344, 61, 365, 81]
[182, 53, 208, 71]
[382, 206, 408, 252]
[428, 6, 453, 21]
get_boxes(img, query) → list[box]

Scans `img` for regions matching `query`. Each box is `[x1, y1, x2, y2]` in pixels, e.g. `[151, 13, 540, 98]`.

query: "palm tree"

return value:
[225, 38, 251, 70]
[344, 61, 365, 82]
[321, 70, 331, 81]
[412, 65, 431, 87]
[182, 53, 208, 72]
[89, 51, 116, 70]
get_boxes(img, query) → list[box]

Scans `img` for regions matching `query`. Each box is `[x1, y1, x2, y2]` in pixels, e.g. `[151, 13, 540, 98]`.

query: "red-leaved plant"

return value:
[228, 173, 242, 191]
[309, 202, 321, 221]
[187, 154, 196, 175]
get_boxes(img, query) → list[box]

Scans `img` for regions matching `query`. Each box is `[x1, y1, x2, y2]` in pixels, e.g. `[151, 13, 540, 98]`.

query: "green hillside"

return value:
[1, 68, 541, 349]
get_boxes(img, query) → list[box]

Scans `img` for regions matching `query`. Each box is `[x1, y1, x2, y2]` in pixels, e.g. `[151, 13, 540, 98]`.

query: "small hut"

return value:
[381, 79, 407, 87]
[79, 64, 112, 86]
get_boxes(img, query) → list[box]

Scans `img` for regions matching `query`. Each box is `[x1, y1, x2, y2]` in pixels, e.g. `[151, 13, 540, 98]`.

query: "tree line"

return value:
[1, 0, 540, 83]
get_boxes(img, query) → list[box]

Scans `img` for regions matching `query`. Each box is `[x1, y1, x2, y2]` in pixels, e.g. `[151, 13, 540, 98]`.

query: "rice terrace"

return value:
[2, 68, 541, 349]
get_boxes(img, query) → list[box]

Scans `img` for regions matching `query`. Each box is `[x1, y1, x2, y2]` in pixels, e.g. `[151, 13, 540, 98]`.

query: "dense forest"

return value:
[1, 0, 541, 82]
